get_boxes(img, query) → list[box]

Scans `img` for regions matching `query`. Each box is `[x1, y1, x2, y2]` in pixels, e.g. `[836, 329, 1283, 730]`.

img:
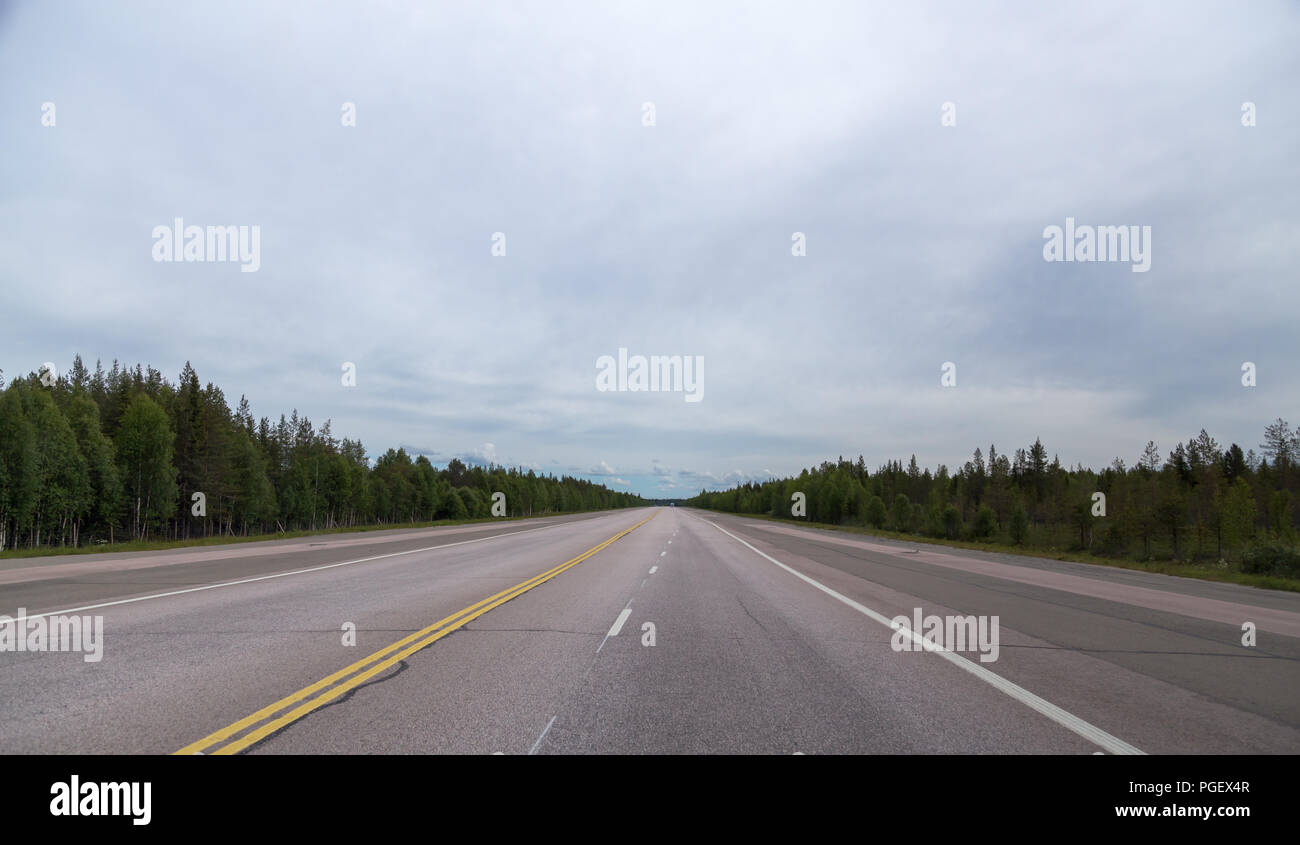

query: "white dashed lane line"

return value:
[605, 608, 632, 637]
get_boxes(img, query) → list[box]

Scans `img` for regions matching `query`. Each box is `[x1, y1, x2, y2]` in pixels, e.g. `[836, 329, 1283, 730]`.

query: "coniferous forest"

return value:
[687, 423, 1300, 580]
[0, 357, 644, 551]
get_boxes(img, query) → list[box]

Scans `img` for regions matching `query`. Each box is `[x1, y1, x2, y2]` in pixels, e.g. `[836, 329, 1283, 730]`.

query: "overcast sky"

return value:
[2, 0, 1297, 497]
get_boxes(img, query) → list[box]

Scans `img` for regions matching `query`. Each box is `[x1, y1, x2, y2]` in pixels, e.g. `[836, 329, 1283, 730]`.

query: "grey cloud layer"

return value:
[2, 0, 1297, 495]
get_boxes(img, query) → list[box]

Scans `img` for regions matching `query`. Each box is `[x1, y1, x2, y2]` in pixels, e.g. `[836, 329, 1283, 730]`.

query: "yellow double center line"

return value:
[176, 512, 656, 755]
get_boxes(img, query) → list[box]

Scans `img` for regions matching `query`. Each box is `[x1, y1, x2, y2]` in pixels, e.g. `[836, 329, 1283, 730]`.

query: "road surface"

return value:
[1, 506, 1296, 754]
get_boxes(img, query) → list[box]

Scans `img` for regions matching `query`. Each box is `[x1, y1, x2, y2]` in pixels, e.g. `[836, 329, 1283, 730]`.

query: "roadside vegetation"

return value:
[0, 358, 643, 554]
[687, 423, 1300, 592]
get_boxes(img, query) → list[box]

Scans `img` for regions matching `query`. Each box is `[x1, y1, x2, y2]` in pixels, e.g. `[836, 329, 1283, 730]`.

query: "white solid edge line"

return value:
[606, 608, 633, 638]
[7, 517, 586, 623]
[529, 715, 557, 755]
[700, 516, 1145, 756]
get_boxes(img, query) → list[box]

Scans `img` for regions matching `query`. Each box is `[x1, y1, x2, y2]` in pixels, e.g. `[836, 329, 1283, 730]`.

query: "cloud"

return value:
[456, 443, 498, 466]
[1, 0, 1296, 498]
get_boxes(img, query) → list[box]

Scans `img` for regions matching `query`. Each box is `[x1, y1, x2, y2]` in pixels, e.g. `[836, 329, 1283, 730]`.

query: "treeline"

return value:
[0, 357, 643, 549]
[687, 423, 1300, 573]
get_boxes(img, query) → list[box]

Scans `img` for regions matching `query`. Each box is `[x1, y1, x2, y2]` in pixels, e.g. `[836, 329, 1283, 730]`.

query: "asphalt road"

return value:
[1, 506, 1296, 754]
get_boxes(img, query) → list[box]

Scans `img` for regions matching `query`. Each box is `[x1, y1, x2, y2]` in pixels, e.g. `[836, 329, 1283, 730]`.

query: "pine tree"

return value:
[116, 393, 178, 540]
[0, 387, 37, 549]
[1262, 418, 1296, 485]
[65, 394, 121, 544]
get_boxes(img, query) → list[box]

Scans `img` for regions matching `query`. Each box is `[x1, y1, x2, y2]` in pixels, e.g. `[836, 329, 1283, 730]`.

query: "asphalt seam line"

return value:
[12, 518, 593, 622]
[699, 515, 1144, 755]
[175, 512, 655, 755]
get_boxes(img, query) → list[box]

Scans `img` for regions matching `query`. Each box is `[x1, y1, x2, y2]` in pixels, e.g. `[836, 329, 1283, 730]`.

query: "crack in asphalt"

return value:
[461, 626, 598, 636]
[238, 659, 412, 754]
[736, 595, 771, 635]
